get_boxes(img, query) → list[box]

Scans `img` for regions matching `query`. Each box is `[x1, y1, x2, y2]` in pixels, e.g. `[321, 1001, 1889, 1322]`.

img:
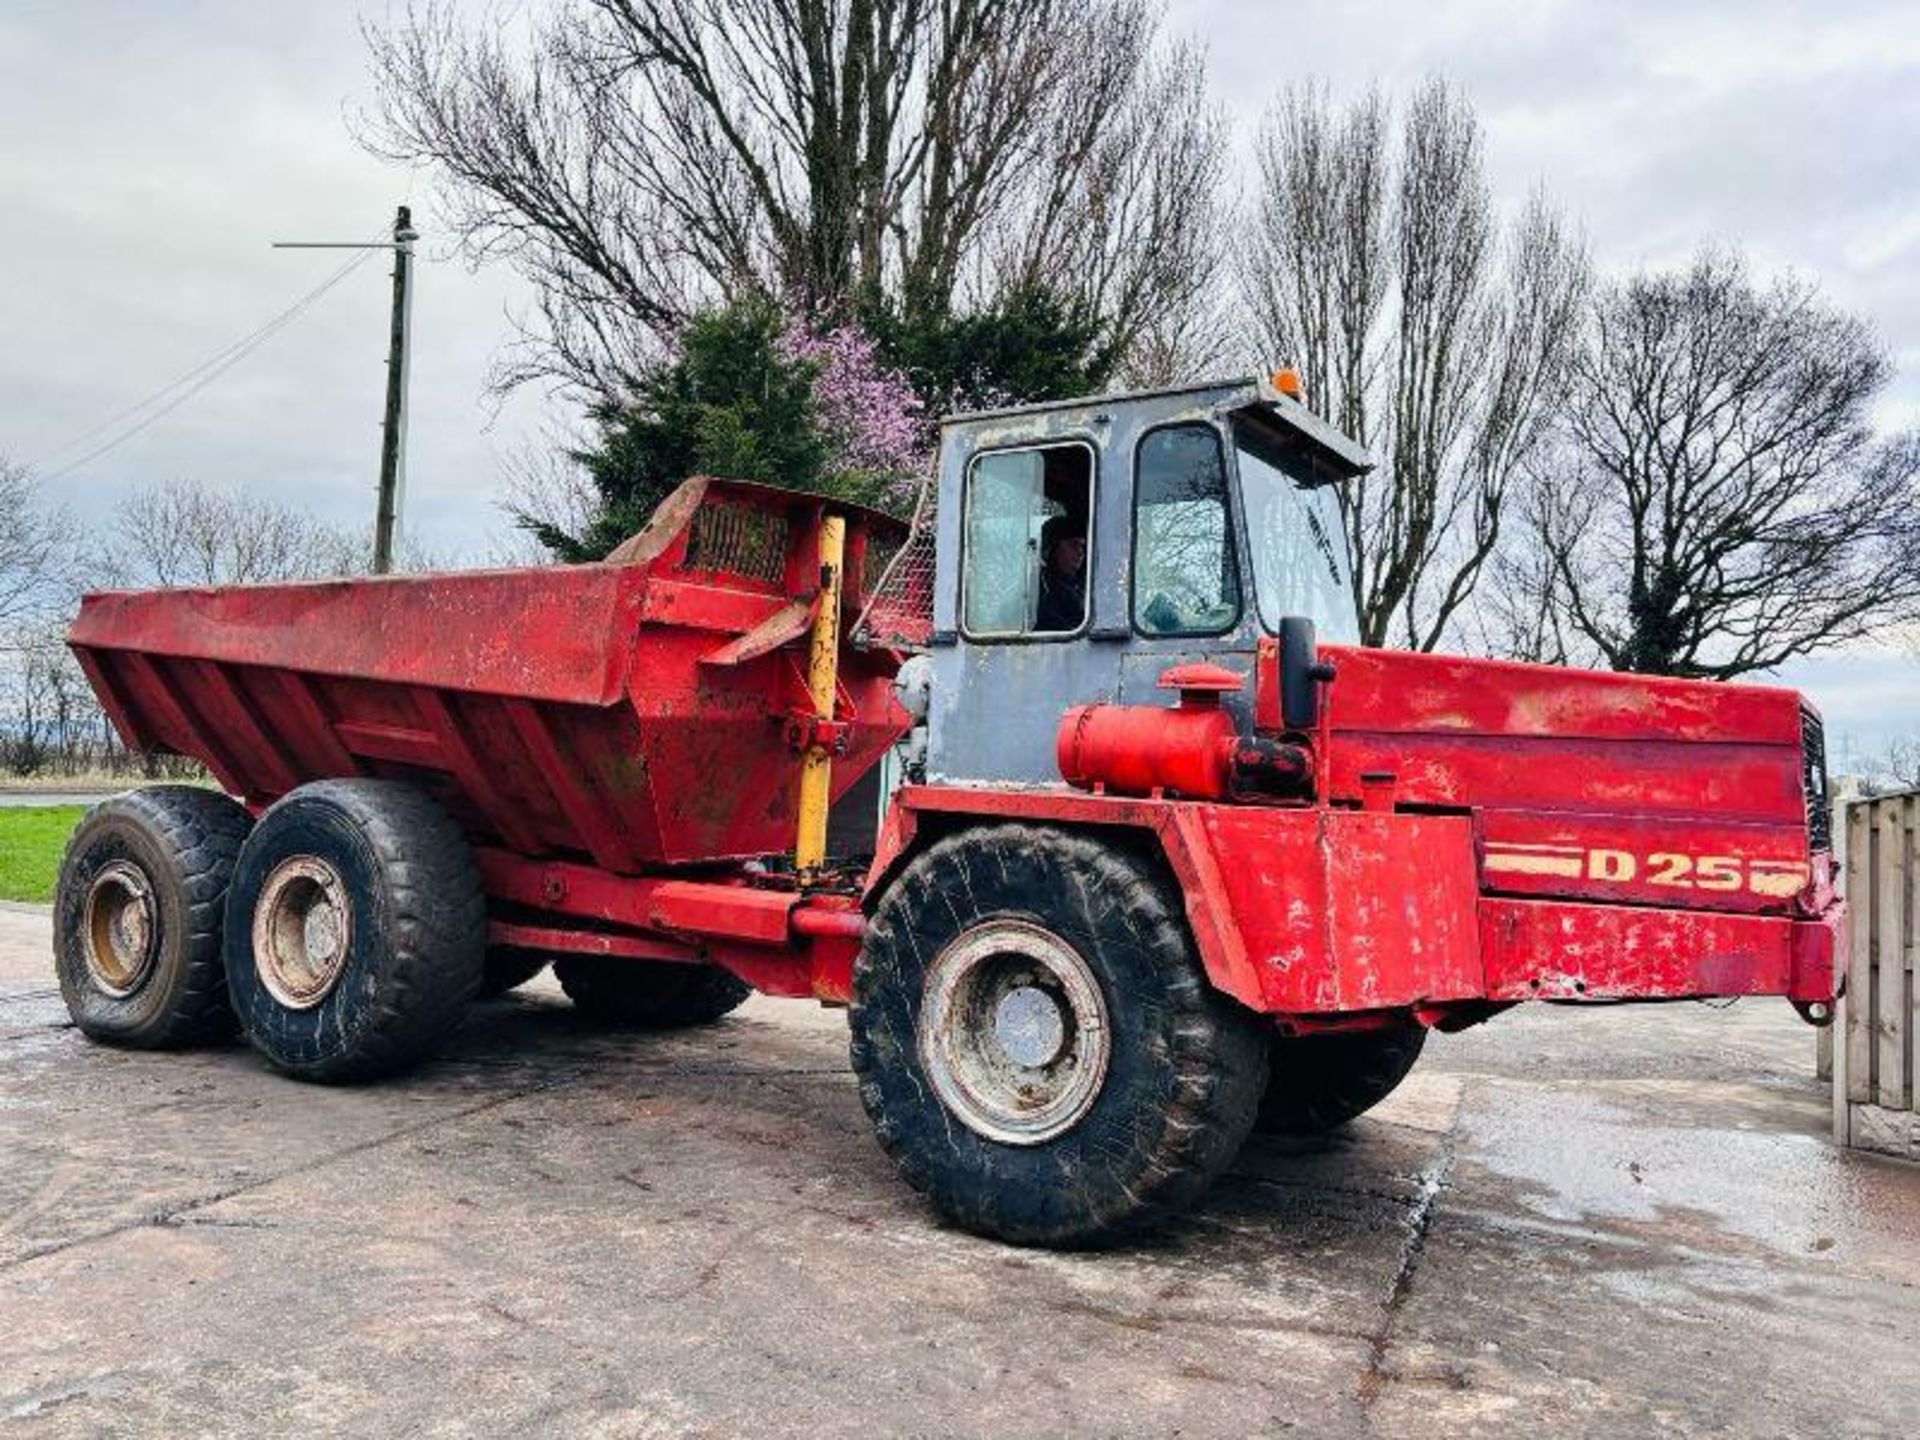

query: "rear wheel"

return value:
[553, 957, 750, 1028]
[1256, 1023, 1427, 1134]
[850, 824, 1268, 1248]
[224, 780, 485, 1083]
[53, 787, 251, 1048]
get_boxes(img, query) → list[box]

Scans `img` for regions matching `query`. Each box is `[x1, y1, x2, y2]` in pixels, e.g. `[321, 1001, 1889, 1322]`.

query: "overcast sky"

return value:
[3, 1, 1917, 756]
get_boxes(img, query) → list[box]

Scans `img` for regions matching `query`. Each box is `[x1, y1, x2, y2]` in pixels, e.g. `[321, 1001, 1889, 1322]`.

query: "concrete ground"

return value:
[2, 904, 1916, 1438]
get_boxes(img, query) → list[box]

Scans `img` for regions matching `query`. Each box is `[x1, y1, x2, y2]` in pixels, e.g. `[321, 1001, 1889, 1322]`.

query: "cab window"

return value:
[961, 443, 1094, 638]
[1233, 420, 1360, 642]
[1131, 424, 1241, 637]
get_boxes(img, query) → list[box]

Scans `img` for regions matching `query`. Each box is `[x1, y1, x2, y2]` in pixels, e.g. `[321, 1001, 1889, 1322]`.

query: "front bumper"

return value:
[1478, 895, 1845, 1004]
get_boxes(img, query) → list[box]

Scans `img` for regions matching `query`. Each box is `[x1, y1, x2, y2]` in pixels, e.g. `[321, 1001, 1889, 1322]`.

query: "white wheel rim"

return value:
[82, 860, 157, 998]
[253, 855, 353, 1011]
[919, 918, 1111, 1145]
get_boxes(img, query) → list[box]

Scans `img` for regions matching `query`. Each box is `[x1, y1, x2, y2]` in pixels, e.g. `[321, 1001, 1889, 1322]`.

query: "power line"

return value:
[32, 240, 384, 483]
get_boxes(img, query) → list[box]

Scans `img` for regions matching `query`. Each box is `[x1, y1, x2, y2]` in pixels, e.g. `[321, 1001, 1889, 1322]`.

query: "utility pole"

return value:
[373, 206, 418, 574]
[273, 206, 420, 574]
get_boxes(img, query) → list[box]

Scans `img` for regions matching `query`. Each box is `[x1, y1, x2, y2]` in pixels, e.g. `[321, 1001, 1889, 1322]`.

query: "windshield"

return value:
[1233, 421, 1360, 642]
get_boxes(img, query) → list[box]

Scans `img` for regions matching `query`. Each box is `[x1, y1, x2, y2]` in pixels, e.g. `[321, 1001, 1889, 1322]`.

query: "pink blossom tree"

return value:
[779, 316, 929, 510]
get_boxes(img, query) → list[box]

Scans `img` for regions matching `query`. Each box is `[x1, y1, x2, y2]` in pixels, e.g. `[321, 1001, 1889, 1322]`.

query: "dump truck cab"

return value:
[922, 377, 1363, 785]
[853, 376, 1841, 1242]
[873, 379, 1839, 1033]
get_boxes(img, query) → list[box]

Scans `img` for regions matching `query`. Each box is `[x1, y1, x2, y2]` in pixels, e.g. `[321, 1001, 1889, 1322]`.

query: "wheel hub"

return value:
[253, 856, 353, 1010]
[920, 919, 1111, 1146]
[993, 984, 1067, 1068]
[82, 861, 157, 998]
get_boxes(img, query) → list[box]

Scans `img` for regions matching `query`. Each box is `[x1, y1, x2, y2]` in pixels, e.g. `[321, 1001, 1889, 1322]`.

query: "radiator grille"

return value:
[1802, 708, 1832, 852]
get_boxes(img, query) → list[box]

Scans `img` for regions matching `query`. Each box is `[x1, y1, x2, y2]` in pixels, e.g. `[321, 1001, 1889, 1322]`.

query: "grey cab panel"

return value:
[925, 378, 1370, 787]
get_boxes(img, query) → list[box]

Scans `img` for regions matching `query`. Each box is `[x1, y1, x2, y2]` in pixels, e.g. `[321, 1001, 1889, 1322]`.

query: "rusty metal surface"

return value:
[476, 850, 859, 1002]
[67, 479, 910, 868]
[1479, 895, 1840, 1003]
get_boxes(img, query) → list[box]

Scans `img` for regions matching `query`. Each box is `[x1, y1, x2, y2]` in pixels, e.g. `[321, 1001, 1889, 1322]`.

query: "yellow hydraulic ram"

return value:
[794, 512, 846, 885]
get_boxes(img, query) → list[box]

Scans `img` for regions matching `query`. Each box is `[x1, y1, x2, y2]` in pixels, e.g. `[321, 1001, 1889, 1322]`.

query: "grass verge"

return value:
[0, 806, 85, 904]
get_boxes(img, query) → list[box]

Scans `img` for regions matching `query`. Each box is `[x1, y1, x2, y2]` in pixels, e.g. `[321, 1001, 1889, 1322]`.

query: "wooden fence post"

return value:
[1835, 791, 1920, 1160]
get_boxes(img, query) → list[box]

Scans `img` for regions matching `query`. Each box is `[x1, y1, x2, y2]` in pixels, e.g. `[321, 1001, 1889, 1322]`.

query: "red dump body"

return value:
[68, 479, 907, 1002]
[69, 478, 906, 869]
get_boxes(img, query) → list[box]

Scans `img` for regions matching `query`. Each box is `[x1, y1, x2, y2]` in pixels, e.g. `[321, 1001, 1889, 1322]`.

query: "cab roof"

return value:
[940, 376, 1374, 481]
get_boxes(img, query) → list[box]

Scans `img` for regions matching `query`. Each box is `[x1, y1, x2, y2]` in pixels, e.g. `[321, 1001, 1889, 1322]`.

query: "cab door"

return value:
[1115, 419, 1260, 711]
[926, 436, 1111, 785]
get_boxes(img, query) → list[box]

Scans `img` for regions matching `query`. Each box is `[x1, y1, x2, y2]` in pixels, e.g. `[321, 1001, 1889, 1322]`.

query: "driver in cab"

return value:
[1035, 516, 1086, 632]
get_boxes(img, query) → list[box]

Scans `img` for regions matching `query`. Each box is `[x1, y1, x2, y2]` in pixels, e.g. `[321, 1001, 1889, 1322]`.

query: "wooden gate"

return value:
[1831, 791, 1918, 1158]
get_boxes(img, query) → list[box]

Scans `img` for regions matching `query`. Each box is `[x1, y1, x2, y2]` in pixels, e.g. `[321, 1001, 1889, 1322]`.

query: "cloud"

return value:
[1773, 649, 1920, 763]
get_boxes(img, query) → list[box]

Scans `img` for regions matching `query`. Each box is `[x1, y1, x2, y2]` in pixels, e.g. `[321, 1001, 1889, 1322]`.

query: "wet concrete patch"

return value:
[1455, 1078, 1920, 1278]
[1368, 1057, 1920, 1437]
[1374, 1183, 1920, 1438]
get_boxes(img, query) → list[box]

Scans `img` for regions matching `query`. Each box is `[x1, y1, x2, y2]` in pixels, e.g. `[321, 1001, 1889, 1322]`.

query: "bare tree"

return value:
[496, 435, 600, 565]
[1240, 80, 1588, 650]
[0, 457, 92, 776]
[1475, 519, 1579, 665]
[0, 622, 102, 777]
[0, 456, 72, 626]
[989, 30, 1232, 385]
[363, 0, 1227, 397]
[1530, 250, 1920, 680]
[1844, 733, 1920, 796]
[105, 478, 368, 588]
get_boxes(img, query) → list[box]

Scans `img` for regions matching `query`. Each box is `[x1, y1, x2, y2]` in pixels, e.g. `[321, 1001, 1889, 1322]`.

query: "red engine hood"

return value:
[1264, 643, 1824, 917]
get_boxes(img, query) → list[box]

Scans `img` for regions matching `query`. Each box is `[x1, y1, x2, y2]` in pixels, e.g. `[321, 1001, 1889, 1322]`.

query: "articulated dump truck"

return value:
[56, 378, 1842, 1247]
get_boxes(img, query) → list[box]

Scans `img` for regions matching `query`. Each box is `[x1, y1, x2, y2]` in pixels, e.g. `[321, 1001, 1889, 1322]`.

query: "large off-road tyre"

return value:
[224, 780, 485, 1084]
[53, 787, 252, 1048]
[478, 946, 549, 998]
[553, 957, 750, 1028]
[850, 824, 1270, 1248]
[1256, 1023, 1428, 1134]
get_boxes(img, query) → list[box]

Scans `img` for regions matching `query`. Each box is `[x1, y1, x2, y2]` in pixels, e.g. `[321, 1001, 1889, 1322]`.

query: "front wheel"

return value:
[850, 824, 1268, 1248]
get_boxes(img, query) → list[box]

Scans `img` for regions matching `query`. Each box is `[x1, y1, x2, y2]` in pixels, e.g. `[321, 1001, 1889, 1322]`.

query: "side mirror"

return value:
[1278, 616, 1337, 730]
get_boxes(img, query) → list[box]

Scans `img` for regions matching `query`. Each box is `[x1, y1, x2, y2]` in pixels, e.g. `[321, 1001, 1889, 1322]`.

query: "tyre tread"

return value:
[1257, 1024, 1427, 1134]
[553, 957, 750, 1028]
